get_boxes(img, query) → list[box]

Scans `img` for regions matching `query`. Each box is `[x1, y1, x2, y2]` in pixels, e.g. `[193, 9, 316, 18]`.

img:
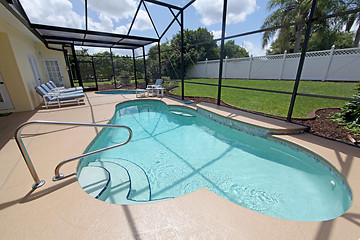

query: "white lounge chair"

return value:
[146, 79, 164, 97]
[41, 84, 83, 96]
[35, 85, 85, 108]
[45, 81, 83, 93]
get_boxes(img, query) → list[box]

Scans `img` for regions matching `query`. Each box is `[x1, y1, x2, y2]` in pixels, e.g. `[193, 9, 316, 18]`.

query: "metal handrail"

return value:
[14, 121, 132, 189]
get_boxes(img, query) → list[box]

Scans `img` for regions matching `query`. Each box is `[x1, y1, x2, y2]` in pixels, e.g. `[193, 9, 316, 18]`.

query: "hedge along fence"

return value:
[186, 46, 360, 82]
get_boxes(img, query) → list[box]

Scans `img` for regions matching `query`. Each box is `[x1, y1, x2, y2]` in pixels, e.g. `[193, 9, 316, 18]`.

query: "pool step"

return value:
[77, 166, 111, 201]
[89, 161, 134, 204]
[99, 158, 151, 203]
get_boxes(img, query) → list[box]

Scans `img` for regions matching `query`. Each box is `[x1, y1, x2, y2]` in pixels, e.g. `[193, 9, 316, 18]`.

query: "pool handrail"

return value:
[14, 120, 132, 189]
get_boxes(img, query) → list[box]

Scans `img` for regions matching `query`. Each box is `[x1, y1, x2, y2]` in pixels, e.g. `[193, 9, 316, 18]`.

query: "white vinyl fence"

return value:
[186, 46, 360, 82]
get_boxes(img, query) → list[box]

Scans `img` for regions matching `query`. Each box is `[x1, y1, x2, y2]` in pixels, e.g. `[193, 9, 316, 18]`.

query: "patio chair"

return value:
[35, 85, 85, 108]
[46, 81, 83, 93]
[146, 79, 164, 97]
[135, 89, 148, 98]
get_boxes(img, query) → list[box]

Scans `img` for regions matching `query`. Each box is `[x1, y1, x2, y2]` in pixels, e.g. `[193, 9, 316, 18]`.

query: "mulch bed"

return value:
[96, 84, 359, 146]
[294, 108, 360, 145]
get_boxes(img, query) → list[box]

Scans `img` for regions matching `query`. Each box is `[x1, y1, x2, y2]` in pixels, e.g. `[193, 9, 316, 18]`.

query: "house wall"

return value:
[0, 11, 70, 112]
[0, 30, 33, 111]
[35, 44, 71, 88]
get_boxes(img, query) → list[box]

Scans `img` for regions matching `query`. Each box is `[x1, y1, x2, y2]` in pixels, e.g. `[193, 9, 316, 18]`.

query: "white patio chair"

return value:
[45, 81, 83, 93]
[146, 79, 164, 97]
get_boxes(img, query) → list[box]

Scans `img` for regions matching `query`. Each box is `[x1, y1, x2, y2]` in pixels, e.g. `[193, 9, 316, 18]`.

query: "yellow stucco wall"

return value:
[0, 31, 32, 111]
[0, 13, 70, 112]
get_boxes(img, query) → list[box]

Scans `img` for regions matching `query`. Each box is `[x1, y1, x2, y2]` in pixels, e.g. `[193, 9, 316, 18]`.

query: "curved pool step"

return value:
[77, 166, 111, 201]
[99, 158, 151, 202]
[89, 161, 133, 204]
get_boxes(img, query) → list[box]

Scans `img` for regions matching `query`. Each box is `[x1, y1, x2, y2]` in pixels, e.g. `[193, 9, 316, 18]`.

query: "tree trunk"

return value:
[353, 23, 360, 48]
[294, 28, 303, 53]
[294, 6, 309, 53]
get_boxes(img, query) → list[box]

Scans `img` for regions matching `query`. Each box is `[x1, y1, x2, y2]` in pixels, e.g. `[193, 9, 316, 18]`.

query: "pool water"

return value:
[79, 100, 352, 221]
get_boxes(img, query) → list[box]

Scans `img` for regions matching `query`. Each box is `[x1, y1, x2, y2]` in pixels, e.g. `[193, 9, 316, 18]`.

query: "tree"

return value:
[75, 48, 90, 56]
[147, 43, 180, 80]
[147, 28, 220, 79]
[221, 40, 249, 58]
[262, 0, 313, 53]
[147, 44, 161, 80]
[267, 30, 354, 54]
[262, 0, 347, 53]
[92, 51, 113, 81]
[307, 31, 354, 51]
[73, 48, 93, 82]
[171, 27, 219, 61]
[341, 0, 360, 47]
[113, 55, 134, 85]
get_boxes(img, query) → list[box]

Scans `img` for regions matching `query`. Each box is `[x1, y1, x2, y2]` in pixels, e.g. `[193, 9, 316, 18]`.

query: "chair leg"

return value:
[43, 96, 49, 109]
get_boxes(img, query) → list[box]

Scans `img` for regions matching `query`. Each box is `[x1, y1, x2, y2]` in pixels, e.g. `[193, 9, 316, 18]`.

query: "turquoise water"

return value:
[96, 90, 136, 95]
[79, 100, 352, 221]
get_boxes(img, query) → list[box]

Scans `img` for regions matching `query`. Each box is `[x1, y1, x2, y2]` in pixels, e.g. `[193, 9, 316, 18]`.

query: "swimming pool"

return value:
[78, 100, 352, 221]
[96, 90, 136, 95]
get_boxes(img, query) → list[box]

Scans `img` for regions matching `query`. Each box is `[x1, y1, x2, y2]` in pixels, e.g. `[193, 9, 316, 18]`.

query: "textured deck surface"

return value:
[0, 92, 359, 239]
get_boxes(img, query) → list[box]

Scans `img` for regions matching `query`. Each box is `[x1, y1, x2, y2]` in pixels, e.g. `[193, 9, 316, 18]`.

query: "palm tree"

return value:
[262, 0, 312, 53]
[342, 0, 360, 47]
[261, 0, 346, 53]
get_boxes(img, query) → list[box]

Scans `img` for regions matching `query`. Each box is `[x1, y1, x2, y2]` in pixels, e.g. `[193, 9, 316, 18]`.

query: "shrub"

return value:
[161, 76, 178, 91]
[115, 73, 131, 86]
[333, 85, 360, 134]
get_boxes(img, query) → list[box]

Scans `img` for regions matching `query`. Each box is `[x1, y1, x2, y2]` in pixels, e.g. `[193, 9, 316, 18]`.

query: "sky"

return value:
[20, 0, 273, 56]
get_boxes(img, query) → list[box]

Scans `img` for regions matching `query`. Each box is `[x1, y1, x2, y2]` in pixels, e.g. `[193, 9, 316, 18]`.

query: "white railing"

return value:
[186, 46, 360, 82]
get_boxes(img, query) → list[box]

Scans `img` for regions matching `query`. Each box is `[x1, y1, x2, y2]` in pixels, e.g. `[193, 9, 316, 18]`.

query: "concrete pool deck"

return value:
[0, 92, 359, 239]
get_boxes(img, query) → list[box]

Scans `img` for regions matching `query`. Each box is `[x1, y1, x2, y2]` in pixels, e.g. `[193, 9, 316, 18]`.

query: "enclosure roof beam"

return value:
[143, 0, 182, 10]
[43, 35, 146, 48]
[182, 0, 196, 10]
[30, 23, 159, 49]
[169, 8, 181, 26]
[31, 24, 158, 42]
[127, 0, 143, 35]
[143, 1, 160, 38]
[160, 10, 181, 40]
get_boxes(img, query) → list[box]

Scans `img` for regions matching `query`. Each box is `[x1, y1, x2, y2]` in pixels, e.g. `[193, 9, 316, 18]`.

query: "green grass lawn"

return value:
[172, 79, 359, 118]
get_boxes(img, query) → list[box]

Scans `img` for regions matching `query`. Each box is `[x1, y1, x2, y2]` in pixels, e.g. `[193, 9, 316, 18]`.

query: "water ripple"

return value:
[227, 183, 280, 213]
